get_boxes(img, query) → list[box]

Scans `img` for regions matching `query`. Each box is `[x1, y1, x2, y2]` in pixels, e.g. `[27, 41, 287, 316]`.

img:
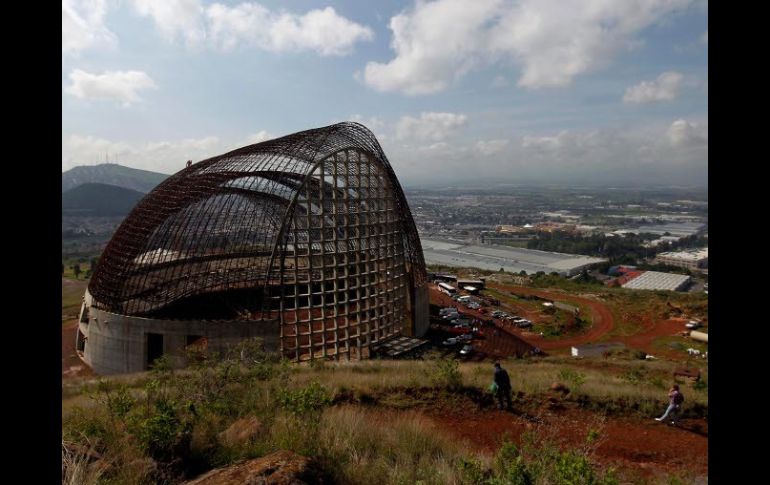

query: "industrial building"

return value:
[421, 239, 605, 276]
[621, 271, 691, 291]
[656, 248, 708, 271]
[626, 222, 705, 237]
[77, 123, 429, 374]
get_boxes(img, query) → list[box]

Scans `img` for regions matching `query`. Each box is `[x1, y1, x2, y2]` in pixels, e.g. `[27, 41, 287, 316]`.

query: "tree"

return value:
[73, 264, 81, 279]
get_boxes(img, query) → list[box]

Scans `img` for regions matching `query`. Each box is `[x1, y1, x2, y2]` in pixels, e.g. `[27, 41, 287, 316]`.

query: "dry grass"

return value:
[317, 406, 475, 484]
[285, 357, 707, 410]
[61, 351, 707, 484]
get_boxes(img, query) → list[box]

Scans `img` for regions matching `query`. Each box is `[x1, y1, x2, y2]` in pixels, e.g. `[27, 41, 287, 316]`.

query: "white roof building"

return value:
[621, 271, 691, 291]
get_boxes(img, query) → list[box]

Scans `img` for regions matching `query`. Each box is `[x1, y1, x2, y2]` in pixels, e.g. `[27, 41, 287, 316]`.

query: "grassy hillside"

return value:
[63, 345, 707, 484]
[62, 163, 168, 193]
[62, 183, 145, 216]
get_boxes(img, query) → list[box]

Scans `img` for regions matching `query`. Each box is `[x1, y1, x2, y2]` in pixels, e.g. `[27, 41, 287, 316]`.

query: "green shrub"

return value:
[130, 397, 194, 462]
[457, 457, 488, 484]
[278, 381, 333, 416]
[558, 368, 586, 392]
[431, 358, 462, 390]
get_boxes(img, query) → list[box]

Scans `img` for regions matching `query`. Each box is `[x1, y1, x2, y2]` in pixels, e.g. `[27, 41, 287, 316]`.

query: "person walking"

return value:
[655, 384, 684, 425]
[493, 362, 513, 410]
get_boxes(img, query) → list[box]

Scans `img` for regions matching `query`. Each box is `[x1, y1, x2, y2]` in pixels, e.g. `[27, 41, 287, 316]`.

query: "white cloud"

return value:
[364, 0, 693, 95]
[129, 1, 373, 55]
[667, 119, 707, 147]
[206, 4, 373, 55]
[285, 116, 707, 186]
[419, 141, 449, 151]
[475, 139, 509, 155]
[65, 69, 158, 106]
[130, 0, 206, 46]
[62, 0, 116, 54]
[245, 131, 274, 144]
[522, 131, 568, 150]
[395, 112, 467, 142]
[623, 71, 684, 103]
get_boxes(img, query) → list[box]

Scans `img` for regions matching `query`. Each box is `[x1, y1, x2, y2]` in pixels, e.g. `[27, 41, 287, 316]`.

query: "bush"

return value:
[558, 368, 586, 392]
[278, 381, 333, 416]
[431, 358, 462, 390]
[130, 397, 194, 462]
[457, 457, 488, 484]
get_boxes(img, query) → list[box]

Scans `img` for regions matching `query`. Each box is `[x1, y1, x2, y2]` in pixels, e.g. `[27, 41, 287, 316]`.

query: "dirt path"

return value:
[432, 284, 617, 353]
[486, 283, 616, 350]
[425, 404, 708, 479]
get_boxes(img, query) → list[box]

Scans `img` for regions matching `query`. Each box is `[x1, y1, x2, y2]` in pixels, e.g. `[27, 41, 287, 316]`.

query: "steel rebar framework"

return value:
[88, 122, 427, 360]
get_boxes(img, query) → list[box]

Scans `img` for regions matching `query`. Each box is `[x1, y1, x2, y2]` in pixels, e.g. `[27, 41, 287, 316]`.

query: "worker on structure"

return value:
[186, 160, 192, 168]
[493, 362, 513, 410]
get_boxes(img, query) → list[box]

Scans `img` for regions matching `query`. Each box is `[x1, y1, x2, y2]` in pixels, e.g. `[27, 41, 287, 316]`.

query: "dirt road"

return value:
[431, 283, 617, 352]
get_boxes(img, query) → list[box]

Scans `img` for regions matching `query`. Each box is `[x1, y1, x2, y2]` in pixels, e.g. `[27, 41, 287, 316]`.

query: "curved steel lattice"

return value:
[88, 122, 427, 360]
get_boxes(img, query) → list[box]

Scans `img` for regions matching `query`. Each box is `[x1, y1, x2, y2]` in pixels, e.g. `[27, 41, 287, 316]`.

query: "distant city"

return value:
[404, 185, 707, 292]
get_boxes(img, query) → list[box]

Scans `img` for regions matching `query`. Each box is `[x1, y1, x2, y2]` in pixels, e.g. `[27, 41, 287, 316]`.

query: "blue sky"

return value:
[62, 0, 708, 187]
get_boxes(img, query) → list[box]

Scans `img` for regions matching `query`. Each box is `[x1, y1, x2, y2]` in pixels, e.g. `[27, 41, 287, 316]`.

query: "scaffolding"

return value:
[88, 122, 427, 361]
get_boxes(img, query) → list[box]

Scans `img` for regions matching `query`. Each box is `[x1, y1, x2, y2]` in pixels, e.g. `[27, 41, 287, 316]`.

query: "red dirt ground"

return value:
[487, 283, 617, 350]
[424, 403, 708, 480]
[431, 283, 706, 364]
[430, 283, 616, 352]
[617, 317, 693, 359]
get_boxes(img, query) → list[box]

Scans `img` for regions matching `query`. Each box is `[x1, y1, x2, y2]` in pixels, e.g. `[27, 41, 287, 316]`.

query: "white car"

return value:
[442, 338, 459, 346]
[459, 344, 473, 355]
[685, 321, 702, 329]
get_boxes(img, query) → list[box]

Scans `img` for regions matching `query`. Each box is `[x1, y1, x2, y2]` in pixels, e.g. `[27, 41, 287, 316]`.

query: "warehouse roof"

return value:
[621, 271, 691, 291]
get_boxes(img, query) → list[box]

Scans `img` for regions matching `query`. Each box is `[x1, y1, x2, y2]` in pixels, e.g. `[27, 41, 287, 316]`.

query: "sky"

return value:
[62, 0, 708, 187]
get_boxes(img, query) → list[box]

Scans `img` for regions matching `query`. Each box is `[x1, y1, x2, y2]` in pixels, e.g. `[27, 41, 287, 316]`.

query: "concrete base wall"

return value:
[413, 284, 429, 337]
[78, 291, 280, 375]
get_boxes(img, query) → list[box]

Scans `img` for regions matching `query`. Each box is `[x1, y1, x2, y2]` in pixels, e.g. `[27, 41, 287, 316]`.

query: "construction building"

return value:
[77, 123, 428, 374]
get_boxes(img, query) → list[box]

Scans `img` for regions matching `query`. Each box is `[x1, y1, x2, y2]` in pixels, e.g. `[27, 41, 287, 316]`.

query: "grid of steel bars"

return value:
[87, 122, 426, 360]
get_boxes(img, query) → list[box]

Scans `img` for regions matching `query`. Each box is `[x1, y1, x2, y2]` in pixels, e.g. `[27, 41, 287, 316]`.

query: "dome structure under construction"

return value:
[77, 122, 428, 374]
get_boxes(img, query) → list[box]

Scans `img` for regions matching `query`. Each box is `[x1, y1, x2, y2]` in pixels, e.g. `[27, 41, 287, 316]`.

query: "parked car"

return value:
[442, 338, 459, 346]
[458, 333, 473, 341]
[459, 344, 473, 355]
[685, 321, 702, 329]
[516, 321, 533, 328]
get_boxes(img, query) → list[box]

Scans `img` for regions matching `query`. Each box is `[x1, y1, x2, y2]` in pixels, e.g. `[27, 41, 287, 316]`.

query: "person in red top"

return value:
[655, 384, 684, 425]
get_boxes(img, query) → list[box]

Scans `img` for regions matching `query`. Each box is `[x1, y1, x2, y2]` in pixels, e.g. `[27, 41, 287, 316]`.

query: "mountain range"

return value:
[62, 183, 147, 217]
[62, 163, 168, 193]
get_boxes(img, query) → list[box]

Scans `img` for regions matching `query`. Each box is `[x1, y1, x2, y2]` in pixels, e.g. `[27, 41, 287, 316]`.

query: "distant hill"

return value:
[62, 163, 169, 193]
[62, 183, 146, 216]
